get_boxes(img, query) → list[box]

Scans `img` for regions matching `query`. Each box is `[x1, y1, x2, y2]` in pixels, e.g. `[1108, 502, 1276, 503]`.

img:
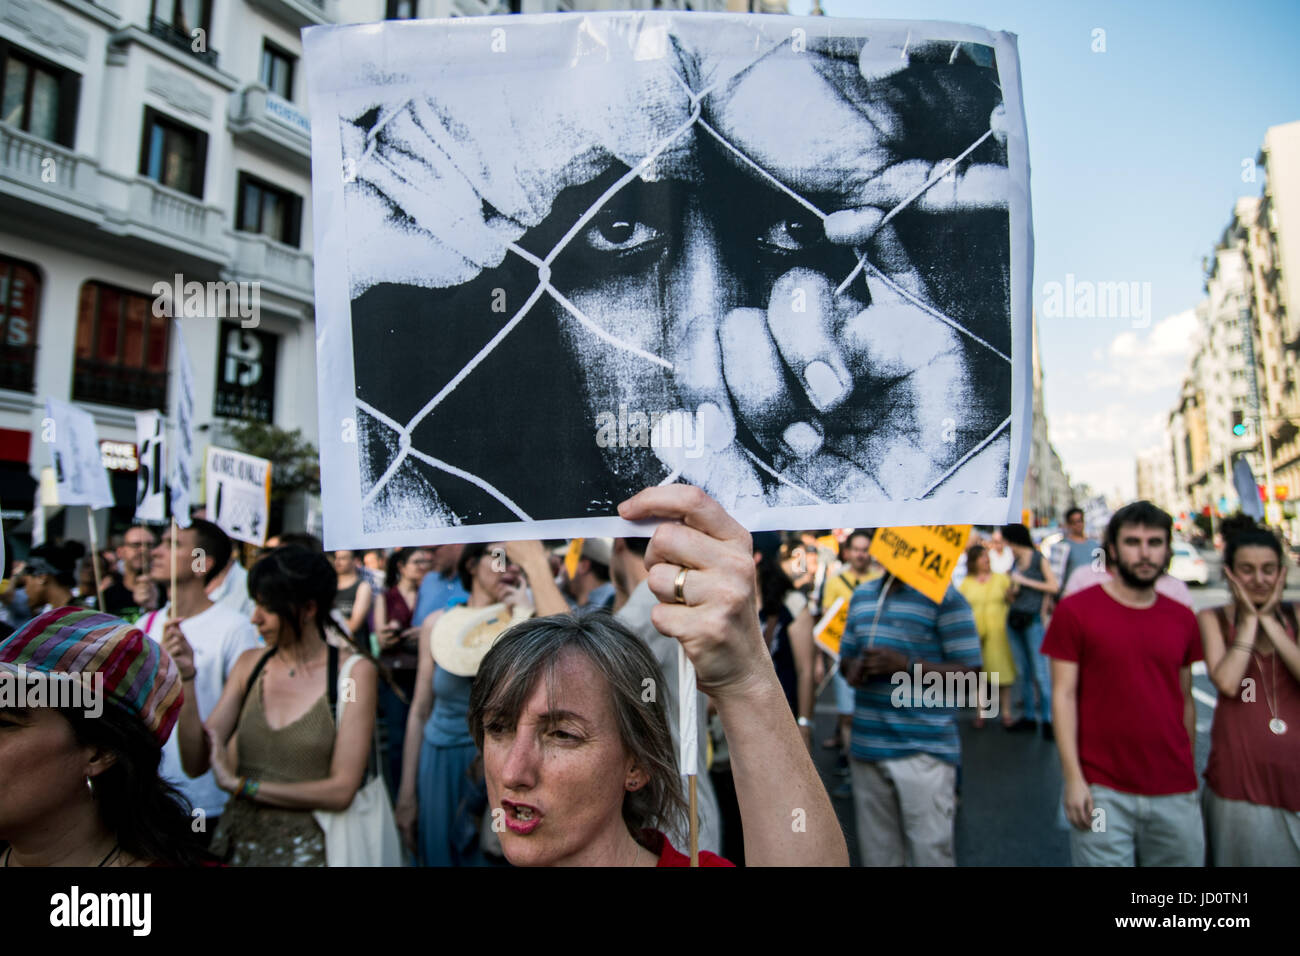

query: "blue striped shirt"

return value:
[840, 578, 983, 765]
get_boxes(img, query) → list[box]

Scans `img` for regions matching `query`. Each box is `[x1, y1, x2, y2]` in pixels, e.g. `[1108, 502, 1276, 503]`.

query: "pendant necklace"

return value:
[1254, 648, 1287, 736]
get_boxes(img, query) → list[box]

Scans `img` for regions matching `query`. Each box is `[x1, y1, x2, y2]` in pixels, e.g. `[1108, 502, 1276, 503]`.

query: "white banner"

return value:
[134, 410, 167, 523]
[205, 446, 272, 546]
[305, 13, 1033, 548]
[169, 321, 196, 528]
[30, 487, 45, 548]
[44, 398, 114, 509]
[1083, 495, 1110, 539]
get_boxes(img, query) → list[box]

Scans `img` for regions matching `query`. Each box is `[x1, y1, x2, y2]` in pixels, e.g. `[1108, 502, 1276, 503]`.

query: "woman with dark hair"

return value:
[1001, 523, 1059, 737]
[468, 484, 847, 866]
[396, 539, 567, 865]
[1197, 523, 1300, 865]
[0, 607, 212, 867]
[372, 547, 431, 789]
[751, 533, 815, 747]
[165, 547, 378, 866]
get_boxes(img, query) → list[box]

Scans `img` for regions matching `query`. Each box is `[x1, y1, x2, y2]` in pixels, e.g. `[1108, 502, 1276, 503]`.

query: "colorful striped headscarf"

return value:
[0, 607, 183, 745]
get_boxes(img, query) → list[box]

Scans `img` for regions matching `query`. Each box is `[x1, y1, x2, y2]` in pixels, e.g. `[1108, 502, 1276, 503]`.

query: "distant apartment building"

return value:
[1160, 120, 1300, 530]
[1250, 120, 1300, 516]
[1023, 310, 1072, 525]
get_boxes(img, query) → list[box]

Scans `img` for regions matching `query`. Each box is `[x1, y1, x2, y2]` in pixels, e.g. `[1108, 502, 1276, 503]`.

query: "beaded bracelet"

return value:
[239, 777, 260, 800]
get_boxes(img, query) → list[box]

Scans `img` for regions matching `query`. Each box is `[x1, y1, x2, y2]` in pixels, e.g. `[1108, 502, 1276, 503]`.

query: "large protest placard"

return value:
[304, 13, 1032, 548]
[205, 447, 272, 546]
[869, 525, 971, 603]
[168, 321, 196, 528]
[43, 398, 114, 510]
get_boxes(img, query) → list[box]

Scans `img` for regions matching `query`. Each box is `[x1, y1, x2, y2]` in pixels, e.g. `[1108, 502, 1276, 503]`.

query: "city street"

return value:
[814, 549, 1300, 866]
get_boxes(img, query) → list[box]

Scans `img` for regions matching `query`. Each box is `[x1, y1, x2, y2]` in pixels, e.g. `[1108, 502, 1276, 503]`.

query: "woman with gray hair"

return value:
[469, 484, 848, 866]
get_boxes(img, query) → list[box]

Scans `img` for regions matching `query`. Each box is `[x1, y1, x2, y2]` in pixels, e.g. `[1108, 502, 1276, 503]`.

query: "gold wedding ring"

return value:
[674, 567, 689, 605]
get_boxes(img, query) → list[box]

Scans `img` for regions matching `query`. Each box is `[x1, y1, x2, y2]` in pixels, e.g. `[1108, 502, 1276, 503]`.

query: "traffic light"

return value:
[1232, 409, 1247, 437]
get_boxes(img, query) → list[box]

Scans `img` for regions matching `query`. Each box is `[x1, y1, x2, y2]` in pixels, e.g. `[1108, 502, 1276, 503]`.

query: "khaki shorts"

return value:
[850, 753, 957, 866]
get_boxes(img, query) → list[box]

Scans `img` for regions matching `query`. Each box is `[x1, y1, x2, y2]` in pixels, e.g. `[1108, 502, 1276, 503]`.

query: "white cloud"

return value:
[1095, 308, 1198, 394]
[1053, 405, 1165, 448]
[1045, 309, 1200, 499]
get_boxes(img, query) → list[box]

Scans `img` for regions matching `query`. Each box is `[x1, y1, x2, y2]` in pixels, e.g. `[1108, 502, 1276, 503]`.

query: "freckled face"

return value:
[483, 651, 636, 867]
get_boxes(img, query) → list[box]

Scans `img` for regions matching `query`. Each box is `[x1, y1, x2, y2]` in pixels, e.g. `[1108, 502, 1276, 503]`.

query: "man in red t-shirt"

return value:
[1042, 501, 1204, 866]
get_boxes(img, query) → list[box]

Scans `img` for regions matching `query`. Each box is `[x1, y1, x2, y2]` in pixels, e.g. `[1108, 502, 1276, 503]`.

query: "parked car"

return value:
[1168, 541, 1210, 586]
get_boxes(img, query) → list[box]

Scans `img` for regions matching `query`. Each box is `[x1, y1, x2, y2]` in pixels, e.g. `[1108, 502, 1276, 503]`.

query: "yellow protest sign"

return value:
[564, 538, 584, 580]
[868, 525, 971, 603]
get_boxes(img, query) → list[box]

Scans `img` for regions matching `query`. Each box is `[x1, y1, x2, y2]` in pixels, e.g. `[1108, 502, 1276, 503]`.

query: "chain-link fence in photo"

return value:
[304, 14, 1032, 547]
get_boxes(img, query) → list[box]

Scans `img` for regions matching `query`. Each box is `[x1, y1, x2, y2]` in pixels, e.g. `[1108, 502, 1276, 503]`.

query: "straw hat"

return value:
[432, 603, 533, 677]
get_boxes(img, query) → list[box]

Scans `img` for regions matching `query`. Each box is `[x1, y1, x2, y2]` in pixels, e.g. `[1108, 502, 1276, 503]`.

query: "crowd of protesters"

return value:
[2, 488, 1298, 867]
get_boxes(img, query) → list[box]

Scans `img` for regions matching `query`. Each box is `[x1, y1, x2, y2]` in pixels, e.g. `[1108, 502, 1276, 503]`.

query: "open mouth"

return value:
[501, 799, 542, 834]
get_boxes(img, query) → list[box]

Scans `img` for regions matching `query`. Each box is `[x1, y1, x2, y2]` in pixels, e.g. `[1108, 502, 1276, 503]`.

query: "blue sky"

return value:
[787, 0, 1300, 501]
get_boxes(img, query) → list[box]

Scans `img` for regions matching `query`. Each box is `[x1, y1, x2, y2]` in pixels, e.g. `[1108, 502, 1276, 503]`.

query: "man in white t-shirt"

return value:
[141, 519, 262, 838]
[206, 553, 255, 619]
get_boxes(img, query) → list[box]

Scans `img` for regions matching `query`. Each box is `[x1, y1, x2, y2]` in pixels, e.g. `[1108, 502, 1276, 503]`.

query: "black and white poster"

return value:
[304, 13, 1033, 548]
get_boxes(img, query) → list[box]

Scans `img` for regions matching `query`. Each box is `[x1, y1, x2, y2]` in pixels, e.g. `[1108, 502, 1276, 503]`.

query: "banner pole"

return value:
[169, 516, 178, 612]
[678, 641, 699, 866]
[87, 510, 105, 610]
[689, 774, 698, 867]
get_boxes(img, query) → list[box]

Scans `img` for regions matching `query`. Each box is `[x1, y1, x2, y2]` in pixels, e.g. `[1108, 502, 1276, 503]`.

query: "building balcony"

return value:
[0, 123, 105, 228]
[229, 85, 311, 167]
[244, 0, 333, 28]
[227, 231, 314, 303]
[72, 360, 169, 411]
[98, 172, 229, 265]
[148, 16, 219, 67]
[1, 130, 232, 265]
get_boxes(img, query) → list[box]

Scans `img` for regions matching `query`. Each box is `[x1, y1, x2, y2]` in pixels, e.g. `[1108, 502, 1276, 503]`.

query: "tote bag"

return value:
[313, 653, 404, 867]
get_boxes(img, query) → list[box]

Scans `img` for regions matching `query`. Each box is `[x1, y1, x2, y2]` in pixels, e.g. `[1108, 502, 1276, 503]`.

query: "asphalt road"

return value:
[813, 551, 1298, 866]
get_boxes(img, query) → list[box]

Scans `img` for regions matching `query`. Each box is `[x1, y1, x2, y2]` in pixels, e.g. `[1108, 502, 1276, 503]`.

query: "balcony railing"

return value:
[148, 16, 218, 67]
[73, 361, 169, 410]
[229, 231, 314, 301]
[0, 123, 101, 212]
